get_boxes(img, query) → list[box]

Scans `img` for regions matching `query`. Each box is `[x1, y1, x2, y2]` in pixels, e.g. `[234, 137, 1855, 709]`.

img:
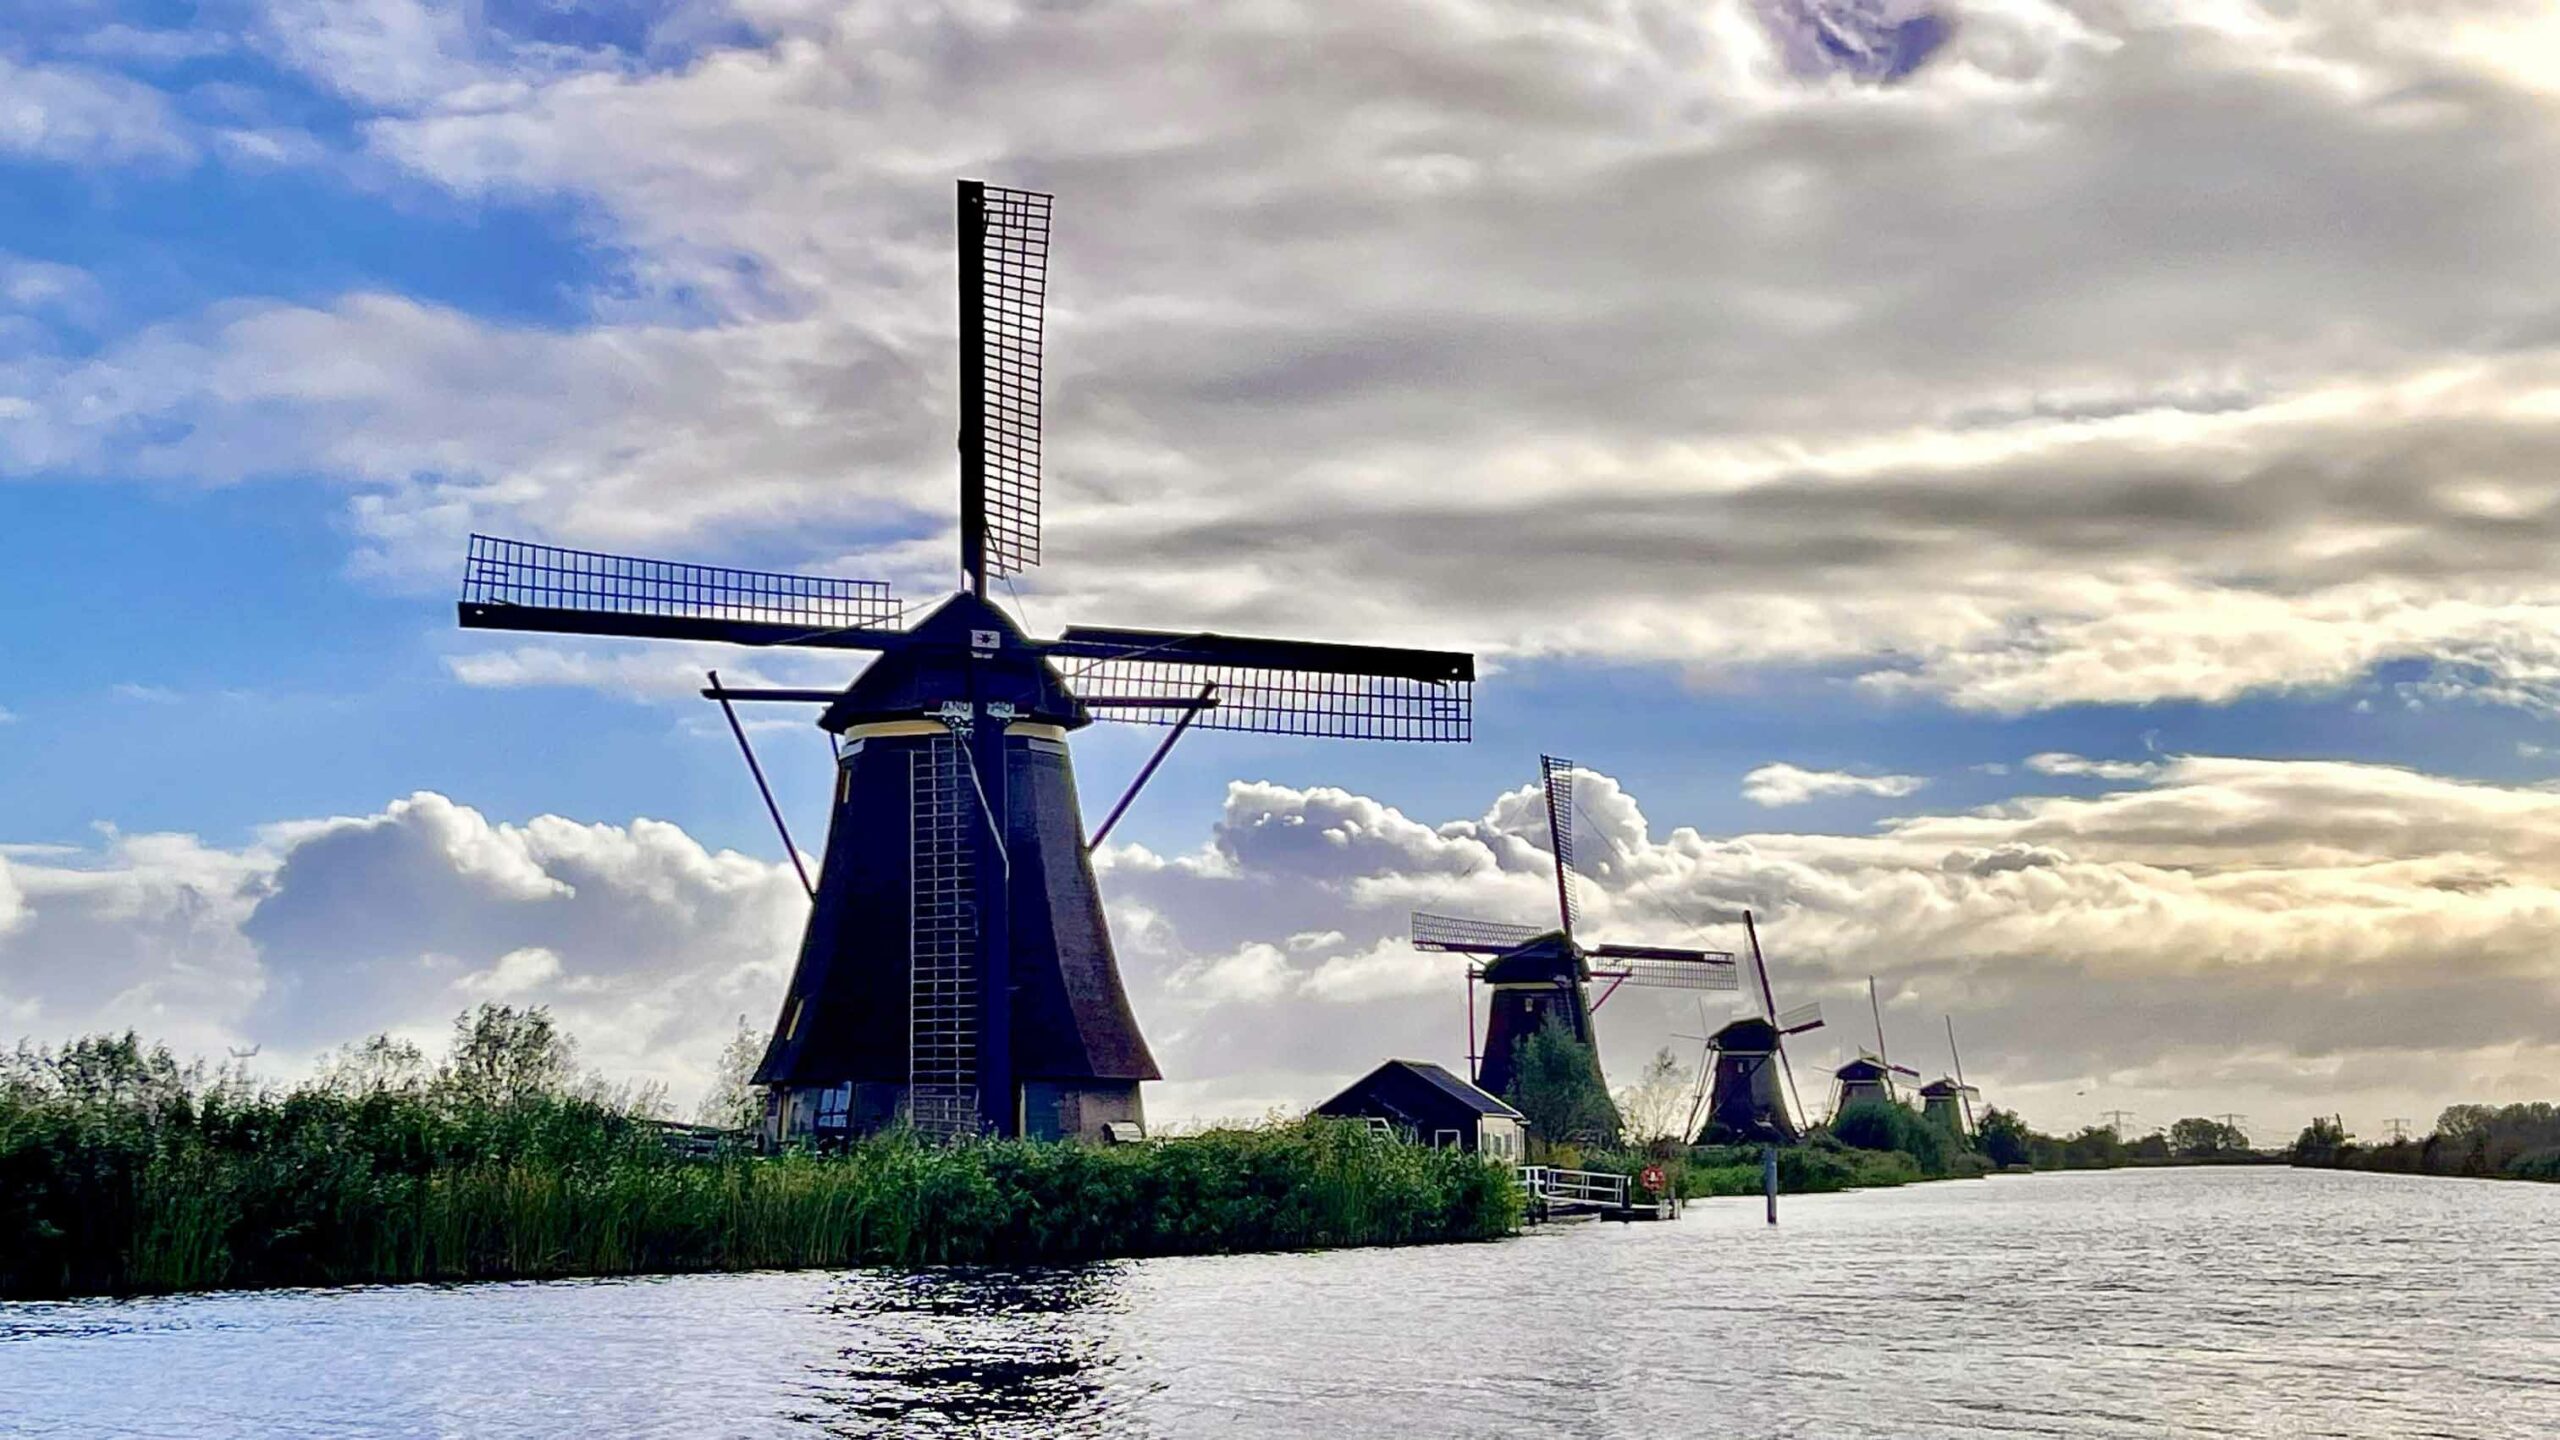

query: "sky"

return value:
[6, 0, 2560, 1144]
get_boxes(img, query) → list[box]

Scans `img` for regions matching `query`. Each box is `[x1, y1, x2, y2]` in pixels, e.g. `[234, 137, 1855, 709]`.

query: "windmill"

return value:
[1830, 975, 1920, 1118]
[1410, 756, 1737, 1111]
[1917, 1014, 1981, 1138]
[1696, 911, 1825, 1144]
[457, 181, 1476, 1144]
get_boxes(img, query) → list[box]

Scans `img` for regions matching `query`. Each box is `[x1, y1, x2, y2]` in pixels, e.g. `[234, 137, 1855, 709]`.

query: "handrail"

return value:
[1515, 1165, 1630, 1207]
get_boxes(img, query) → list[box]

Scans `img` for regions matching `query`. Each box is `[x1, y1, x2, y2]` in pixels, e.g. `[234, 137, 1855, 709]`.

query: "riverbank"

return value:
[0, 1030, 1517, 1300]
[2288, 1104, 2559, 1182]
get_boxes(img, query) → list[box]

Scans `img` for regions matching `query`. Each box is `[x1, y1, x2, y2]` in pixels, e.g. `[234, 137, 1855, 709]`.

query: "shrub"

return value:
[0, 1027, 1521, 1299]
[1828, 1100, 1953, 1176]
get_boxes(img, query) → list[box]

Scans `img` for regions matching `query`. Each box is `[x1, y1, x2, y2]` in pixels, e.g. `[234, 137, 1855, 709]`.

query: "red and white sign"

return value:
[1639, 1164, 1667, 1194]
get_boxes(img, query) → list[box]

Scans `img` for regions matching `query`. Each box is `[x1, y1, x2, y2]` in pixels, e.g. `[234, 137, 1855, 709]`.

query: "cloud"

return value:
[442, 643, 849, 703]
[14, 4, 2560, 716]
[1098, 757, 2560, 1131]
[7, 757, 2560, 1131]
[2024, 753, 2163, 781]
[0, 793, 806, 1100]
[1742, 763, 1928, 807]
[454, 946, 564, 998]
[0, 54, 194, 165]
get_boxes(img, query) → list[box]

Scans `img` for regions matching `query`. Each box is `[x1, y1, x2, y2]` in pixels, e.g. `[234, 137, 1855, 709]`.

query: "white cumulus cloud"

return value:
[1742, 763, 1928, 807]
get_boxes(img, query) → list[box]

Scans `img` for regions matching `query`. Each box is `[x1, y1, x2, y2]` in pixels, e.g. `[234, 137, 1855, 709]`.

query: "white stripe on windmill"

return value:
[1410, 755, 1738, 1104]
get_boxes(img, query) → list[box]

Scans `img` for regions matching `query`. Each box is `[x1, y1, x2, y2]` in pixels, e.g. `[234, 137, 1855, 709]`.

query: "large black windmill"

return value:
[1696, 911, 1826, 1145]
[1410, 756, 1737, 1108]
[457, 181, 1475, 1144]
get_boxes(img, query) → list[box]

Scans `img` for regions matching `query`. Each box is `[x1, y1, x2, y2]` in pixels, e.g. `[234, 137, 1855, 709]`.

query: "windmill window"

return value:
[815, 1083, 852, 1131]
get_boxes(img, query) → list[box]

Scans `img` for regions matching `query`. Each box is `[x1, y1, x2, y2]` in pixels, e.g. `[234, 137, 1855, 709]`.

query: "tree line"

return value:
[0, 1008, 1517, 1299]
[2289, 1103, 2560, 1181]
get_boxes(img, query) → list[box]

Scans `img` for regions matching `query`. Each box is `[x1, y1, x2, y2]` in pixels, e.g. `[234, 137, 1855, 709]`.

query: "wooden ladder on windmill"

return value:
[909, 733, 982, 1140]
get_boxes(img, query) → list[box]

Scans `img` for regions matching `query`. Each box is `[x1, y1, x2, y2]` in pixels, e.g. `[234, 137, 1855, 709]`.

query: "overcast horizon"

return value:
[8, 0, 2560, 1144]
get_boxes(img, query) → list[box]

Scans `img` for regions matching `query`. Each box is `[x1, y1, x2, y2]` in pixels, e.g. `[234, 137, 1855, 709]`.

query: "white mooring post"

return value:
[1763, 1143, 1779, 1225]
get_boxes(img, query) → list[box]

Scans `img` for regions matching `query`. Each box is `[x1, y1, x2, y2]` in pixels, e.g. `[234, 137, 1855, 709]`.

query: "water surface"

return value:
[6, 1168, 2555, 1437]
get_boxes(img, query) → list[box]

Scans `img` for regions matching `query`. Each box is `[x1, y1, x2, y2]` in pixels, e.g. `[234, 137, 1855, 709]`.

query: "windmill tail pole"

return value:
[710, 670, 814, 900]
[1088, 684, 1217, 848]
[1778, 1045, 1807, 1135]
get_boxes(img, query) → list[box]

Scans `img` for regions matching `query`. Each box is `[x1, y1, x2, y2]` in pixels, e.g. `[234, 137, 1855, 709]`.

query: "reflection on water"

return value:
[794, 1267, 1143, 1437]
[4, 1168, 2557, 1439]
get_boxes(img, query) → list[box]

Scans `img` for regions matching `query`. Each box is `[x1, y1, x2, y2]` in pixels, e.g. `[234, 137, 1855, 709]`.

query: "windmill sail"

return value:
[460, 535, 904, 648]
[1412, 912, 1545, 954]
[1542, 755, 1579, 941]
[1052, 627, 1473, 742]
[1585, 948, 1740, 992]
[961, 181, 1049, 587]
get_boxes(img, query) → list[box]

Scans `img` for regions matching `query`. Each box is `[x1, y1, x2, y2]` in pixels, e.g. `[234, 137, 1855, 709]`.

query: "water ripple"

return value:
[2, 1170, 2555, 1438]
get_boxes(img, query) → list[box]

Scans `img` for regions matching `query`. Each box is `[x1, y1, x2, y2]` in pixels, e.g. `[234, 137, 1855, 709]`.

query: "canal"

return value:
[5, 1167, 2554, 1437]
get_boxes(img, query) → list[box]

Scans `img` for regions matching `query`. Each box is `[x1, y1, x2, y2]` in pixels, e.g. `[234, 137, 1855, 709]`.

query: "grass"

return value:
[0, 1031, 1520, 1300]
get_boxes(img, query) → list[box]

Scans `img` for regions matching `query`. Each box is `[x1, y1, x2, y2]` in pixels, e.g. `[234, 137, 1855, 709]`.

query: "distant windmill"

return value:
[1696, 911, 1826, 1144]
[1411, 756, 1737, 1107]
[1917, 1014, 1981, 1138]
[1830, 975, 1919, 1117]
[458, 181, 1476, 1144]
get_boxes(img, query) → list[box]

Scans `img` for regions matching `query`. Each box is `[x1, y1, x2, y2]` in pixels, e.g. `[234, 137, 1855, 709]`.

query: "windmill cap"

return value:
[818, 592, 1090, 733]
[1476, 931, 1580, 983]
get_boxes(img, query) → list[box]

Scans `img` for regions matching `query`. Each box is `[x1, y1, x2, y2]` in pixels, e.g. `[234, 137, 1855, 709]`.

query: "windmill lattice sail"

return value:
[456, 180, 1476, 1147]
[964, 183, 1048, 581]
[1412, 912, 1545, 954]
[1542, 755, 1579, 939]
[461, 535, 905, 648]
[1586, 952, 1740, 991]
[1053, 629, 1473, 743]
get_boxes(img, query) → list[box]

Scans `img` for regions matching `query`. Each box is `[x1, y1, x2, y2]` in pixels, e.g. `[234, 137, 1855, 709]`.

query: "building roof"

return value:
[1317, 1058, 1524, 1121]
[1477, 932, 1582, 985]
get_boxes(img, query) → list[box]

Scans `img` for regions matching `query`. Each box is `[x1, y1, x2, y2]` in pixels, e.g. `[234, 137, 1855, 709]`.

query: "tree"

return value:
[319, 1034, 428, 1096]
[2168, 1116, 2246, 1158]
[1611, 1047, 1694, 1151]
[695, 1015, 765, 1131]
[1831, 1099, 1950, 1175]
[1975, 1106, 2032, 1168]
[1505, 1015, 1621, 1149]
[442, 1004, 576, 1107]
[2062, 1124, 2128, 1168]
[2290, 1115, 2351, 1167]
